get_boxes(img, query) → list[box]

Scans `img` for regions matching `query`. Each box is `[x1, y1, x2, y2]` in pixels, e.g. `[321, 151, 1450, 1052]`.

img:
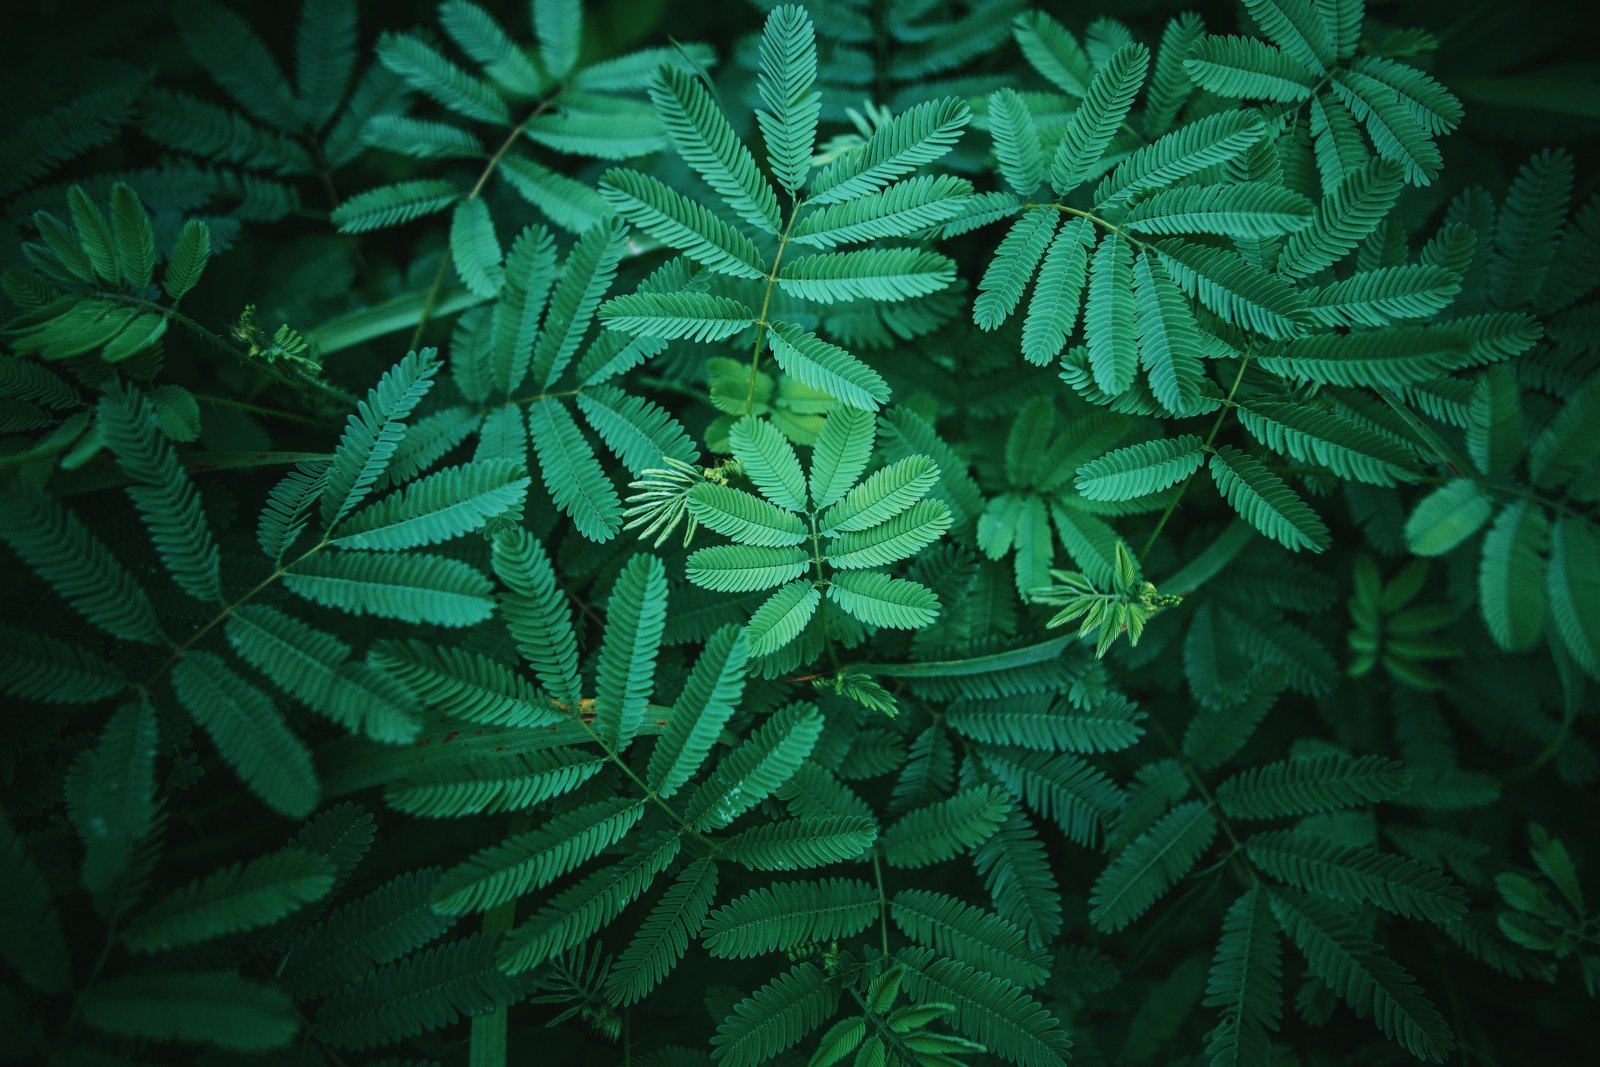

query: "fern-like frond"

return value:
[891, 889, 1051, 987]
[756, 4, 821, 197]
[600, 168, 766, 279]
[121, 849, 335, 953]
[1076, 435, 1204, 501]
[172, 651, 318, 817]
[1089, 799, 1217, 931]
[1269, 891, 1455, 1061]
[710, 961, 839, 1067]
[882, 786, 1011, 868]
[685, 701, 824, 830]
[593, 553, 668, 750]
[777, 248, 956, 304]
[314, 932, 523, 1049]
[1216, 753, 1411, 818]
[492, 528, 582, 709]
[1051, 42, 1149, 196]
[810, 97, 971, 206]
[702, 877, 878, 958]
[1247, 829, 1467, 922]
[895, 947, 1072, 1067]
[650, 66, 781, 234]
[606, 858, 719, 1005]
[1208, 445, 1331, 552]
[1203, 887, 1283, 1067]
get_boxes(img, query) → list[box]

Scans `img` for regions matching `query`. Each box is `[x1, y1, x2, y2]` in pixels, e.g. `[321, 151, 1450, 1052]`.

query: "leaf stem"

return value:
[744, 201, 805, 416]
[408, 90, 568, 351]
[1139, 349, 1253, 560]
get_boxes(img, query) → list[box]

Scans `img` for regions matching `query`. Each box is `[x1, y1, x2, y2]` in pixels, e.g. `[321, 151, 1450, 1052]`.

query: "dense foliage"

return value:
[3, 0, 1598, 1063]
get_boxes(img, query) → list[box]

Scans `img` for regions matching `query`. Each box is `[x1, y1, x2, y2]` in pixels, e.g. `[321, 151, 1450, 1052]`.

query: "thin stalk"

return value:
[1139, 350, 1253, 560]
[408, 92, 567, 351]
[744, 202, 805, 416]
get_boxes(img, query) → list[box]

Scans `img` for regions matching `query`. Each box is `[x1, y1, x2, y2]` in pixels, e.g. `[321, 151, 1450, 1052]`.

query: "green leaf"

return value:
[0, 490, 165, 644]
[1203, 887, 1283, 1067]
[990, 88, 1045, 196]
[322, 349, 440, 526]
[593, 554, 669, 750]
[449, 198, 503, 297]
[895, 947, 1072, 1067]
[1247, 829, 1467, 922]
[1208, 445, 1330, 552]
[163, 218, 211, 300]
[719, 817, 878, 870]
[1076, 435, 1204, 501]
[1185, 35, 1318, 103]
[0, 623, 123, 705]
[821, 455, 939, 534]
[386, 748, 603, 817]
[1217, 753, 1411, 818]
[793, 174, 974, 248]
[1123, 182, 1314, 239]
[493, 529, 582, 709]
[1013, 11, 1091, 96]
[711, 962, 839, 1067]
[777, 249, 955, 304]
[83, 971, 297, 1050]
[702, 877, 878, 957]
[75, 700, 159, 900]
[606, 858, 719, 1005]
[1279, 159, 1406, 279]
[376, 30, 507, 123]
[96, 380, 220, 602]
[1085, 231, 1141, 396]
[827, 570, 941, 629]
[809, 97, 970, 206]
[600, 168, 765, 279]
[1270, 891, 1455, 1061]
[826, 501, 952, 570]
[279, 868, 454, 998]
[527, 396, 622, 542]
[1051, 42, 1149, 195]
[1466, 364, 1522, 476]
[122, 849, 336, 952]
[1023, 218, 1092, 366]
[974, 209, 1058, 331]
[1488, 148, 1573, 308]
[333, 460, 530, 550]
[1094, 110, 1267, 208]
[1404, 479, 1492, 556]
[315, 932, 524, 1049]
[809, 406, 876, 508]
[745, 581, 821, 656]
[650, 65, 782, 234]
[332, 179, 460, 233]
[649, 625, 750, 798]
[1477, 502, 1549, 652]
[532, 218, 630, 386]
[1089, 799, 1217, 932]
[600, 290, 754, 342]
[534, 0, 581, 79]
[1133, 252, 1207, 414]
[685, 702, 824, 831]
[173, 651, 319, 818]
[109, 183, 155, 289]
[730, 415, 807, 511]
[756, 4, 821, 197]
[1154, 239, 1311, 338]
[1547, 515, 1600, 679]
[890, 889, 1051, 986]
[432, 797, 645, 913]
[227, 605, 421, 743]
[284, 550, 495, 627]
[882, 786, 1011, 867]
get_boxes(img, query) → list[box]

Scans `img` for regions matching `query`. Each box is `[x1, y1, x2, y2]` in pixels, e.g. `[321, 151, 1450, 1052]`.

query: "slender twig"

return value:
[1139, 350, 1254, 560]
[744, 202, 805, 416]
[408, 91, 568, 351]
